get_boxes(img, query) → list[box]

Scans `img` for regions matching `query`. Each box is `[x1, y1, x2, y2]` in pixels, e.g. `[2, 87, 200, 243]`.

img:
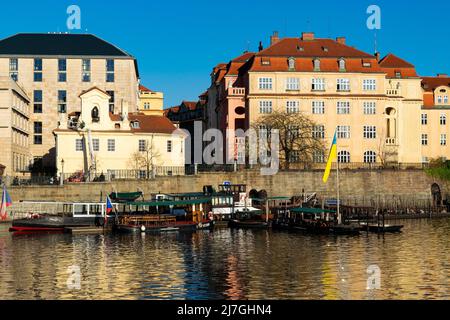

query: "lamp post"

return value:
[60, 159, 65, 186]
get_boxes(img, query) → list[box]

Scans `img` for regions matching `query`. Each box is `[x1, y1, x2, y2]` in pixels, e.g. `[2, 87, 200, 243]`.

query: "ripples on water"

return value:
[0, 219, 448, 300]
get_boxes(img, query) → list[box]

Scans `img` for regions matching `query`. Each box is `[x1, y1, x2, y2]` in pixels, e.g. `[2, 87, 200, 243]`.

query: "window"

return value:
[395, 71, 401, 78]
[421, 113, 428, 125]
[258, 125, 271, 137]
[364, 151, 376, 163]
[33, 90, 43, 113]
[313, 59, 321, 71]
[363, 102, 376, 115]
[363, 126, 376, 139]
[167, 140, 172, 153]
[143, 102, 150, 110]
[131, 121, 140, 129]
[363, 79, 376, 91]
[34, 58, 42, 82]
[313, 150, 325, 163]
[312, 78, 325, 91]
[444, 96, 449, 104]
[337, 78, 350, 91]
[312, 101, 325, 114]
[106, 91, 115, 113]
[337, 126, 350, 139]
[286, 77, 299, 90]
[338, 59, 346, 71]
[108, 139, 115, 152]
[76, 139, 84, 151]
[337, 101, 350, 114]
[259, 78, 272, 90]
[58, 90, 67, 113]
[440, 114, 446, 125]
[34, 122, 42, 145]
[259, 100, 272, 114]
[289, 150, 301, 163]
[92, 138, 99, 151]
[82, 59, 91, 82]
[312, 125, 325, 139]
[337, 150, 350, 163]
[139, 140, 146, 151]
[437, 96, 443, 104]
[106, 59, 115, 82]
[441, 134, 447, 146]
[421, 134, 428, 146]
[287, 125, 299, 139]
[9, 58, 18, 81]
[422, 157, 429, 163]
[58, 59, 67, 82]
[286, 100, 299, 113]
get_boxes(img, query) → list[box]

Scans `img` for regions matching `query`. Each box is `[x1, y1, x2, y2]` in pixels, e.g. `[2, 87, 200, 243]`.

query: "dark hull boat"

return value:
[115, 220, 214, 234]
[360, 223, 403, 233]
[228, 219, 271, 229]
[9, 216, 106, 232]
[109, 191, 143, 202]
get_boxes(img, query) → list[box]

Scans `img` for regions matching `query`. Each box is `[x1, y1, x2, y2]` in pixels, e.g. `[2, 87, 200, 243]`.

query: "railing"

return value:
[228, 87, 246, 96]
[385, 138, 398, 145]
[386, 89, 400, 96]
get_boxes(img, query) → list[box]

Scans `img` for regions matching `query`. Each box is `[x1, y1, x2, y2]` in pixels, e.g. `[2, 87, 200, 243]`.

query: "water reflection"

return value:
[0, 219, 448, 300]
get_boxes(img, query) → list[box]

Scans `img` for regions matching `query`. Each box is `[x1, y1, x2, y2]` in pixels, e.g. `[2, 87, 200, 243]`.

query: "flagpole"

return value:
[337, 158, 341, 225]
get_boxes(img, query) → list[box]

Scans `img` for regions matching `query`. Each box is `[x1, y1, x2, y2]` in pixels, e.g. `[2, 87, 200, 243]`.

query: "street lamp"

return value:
[60, 159, 65, 186]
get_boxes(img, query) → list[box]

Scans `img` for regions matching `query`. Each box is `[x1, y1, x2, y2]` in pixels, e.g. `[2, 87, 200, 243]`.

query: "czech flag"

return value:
[105, 195, 113, 225]
[1, 185, 12, 220]
[322, 130, 337, 183]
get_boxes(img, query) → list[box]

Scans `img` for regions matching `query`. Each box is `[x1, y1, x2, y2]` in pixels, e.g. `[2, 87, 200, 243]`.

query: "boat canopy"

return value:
[126, 197, 211, 207]
[290, 207, 336, 214]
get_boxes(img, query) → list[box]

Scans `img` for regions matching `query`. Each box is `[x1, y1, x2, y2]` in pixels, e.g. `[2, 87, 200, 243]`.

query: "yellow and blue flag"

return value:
[322, 131, 337, 183]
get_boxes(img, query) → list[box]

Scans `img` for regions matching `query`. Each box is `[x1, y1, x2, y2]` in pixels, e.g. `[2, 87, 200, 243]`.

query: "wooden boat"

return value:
[109, 191, 143, 202]
[113, 197, 214, 233]
[228, 219, 271, 229]
[9, 201, 115, 232]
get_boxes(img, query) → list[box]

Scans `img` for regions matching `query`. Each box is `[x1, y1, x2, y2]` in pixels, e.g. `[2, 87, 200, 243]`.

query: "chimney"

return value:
[258, 41, 264, 52]
[437, 73, 448, 78]
[270, 31, 280, 45]
[374, 52, 380, 61]
[301, 32, 315, 41]
[336, 37, 346, 45]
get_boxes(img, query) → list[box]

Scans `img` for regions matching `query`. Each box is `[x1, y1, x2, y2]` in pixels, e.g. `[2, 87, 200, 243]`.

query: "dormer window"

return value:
[339, 58, 346, 71]
[288, 57, 295, 70]
[322, 47, 329, 52]
[314, 59, 321, 71]
[91, 107, 99, 122]
[131, 121, 140, 129]
[395, 71, 401, 78]
[363, 61, 372, 68]
[296, 46, 304, 51]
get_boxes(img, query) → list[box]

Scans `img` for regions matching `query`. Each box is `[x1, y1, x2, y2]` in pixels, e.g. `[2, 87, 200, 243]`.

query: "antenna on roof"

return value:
[374, 30, 378, 55]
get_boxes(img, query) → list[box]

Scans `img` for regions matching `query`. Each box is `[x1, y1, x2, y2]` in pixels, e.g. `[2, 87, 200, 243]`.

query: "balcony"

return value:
[386, 89, 400, 96]
[227, 87, 245, 96]
[385, 138, 398, 145]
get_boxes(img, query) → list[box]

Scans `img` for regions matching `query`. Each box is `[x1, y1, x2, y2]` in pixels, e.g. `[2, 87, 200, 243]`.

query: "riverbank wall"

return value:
[7, 169, 449, 206]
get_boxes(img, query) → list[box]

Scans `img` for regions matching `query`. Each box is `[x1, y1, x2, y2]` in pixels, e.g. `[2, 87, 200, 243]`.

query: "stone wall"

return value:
[8, 169, 448, 206]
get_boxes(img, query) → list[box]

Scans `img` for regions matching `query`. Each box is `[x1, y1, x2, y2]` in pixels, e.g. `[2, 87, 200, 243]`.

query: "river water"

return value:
[0, 218, 448, 300]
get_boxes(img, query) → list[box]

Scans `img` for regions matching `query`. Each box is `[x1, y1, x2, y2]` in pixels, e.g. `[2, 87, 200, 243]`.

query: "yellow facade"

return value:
[139, 86, 164, 116]
[247, 72, 423, 163]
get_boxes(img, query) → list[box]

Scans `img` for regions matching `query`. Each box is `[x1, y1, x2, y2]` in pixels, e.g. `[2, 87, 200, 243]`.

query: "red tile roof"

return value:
[128, 113, 177, 134]
[257, 38, 374, 58]
[139, 84, 153, 92]
[163, 106, 180, 116]
[422, 76, 450, 92]
[379, 53, 414, 68]
[182, 101, 198, 111]
[232, 52, 255, 62]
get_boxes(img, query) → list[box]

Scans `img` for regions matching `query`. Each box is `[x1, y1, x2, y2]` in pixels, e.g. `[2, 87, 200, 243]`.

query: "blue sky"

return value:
[0, 0, 448, 107]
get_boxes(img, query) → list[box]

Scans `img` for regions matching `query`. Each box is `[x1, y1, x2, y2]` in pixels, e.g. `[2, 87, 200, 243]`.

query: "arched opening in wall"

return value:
[91, 106, 99, 122]
[431, 183, 442, 207]
[235, 106, 245, 116]
[385, 107, 396, 139]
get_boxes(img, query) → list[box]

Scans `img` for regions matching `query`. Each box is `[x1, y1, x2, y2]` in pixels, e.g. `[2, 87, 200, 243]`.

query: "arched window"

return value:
[337, 150, 350, 163]
[440, 114, 446, 125]
[364, 151, 377, 163]
[91, 107, 99, 122]
[339, 58, 346, 71]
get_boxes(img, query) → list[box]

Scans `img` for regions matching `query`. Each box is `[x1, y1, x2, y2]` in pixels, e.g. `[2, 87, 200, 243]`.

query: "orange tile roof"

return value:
[379, 53, 414, 68]
[182, 101, 198, 110]
[139, 84, 153, 92]
[128, 113, 177, 134]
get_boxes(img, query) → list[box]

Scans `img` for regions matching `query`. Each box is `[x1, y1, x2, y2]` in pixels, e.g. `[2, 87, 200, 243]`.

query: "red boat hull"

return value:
[9, 226, 65, 232]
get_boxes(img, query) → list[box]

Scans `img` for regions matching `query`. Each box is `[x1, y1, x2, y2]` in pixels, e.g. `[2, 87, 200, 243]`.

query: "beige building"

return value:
[207, 32, 425, 164]
[139, 84, 164, 116]
[0, 33, 140, 173]
[0, 76, 31, 176]
[54, 87, 185, 179]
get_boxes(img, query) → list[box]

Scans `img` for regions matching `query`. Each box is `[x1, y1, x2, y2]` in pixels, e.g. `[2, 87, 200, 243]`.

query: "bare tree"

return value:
[128, 135, 160, 179]
[252, 111, 325, 170]
[377, 128, 398, 167]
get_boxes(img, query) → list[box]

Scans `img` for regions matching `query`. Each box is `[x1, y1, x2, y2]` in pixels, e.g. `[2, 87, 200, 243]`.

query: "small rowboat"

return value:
[360, 223, 403, 233]
[228, 219, 271, 229]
